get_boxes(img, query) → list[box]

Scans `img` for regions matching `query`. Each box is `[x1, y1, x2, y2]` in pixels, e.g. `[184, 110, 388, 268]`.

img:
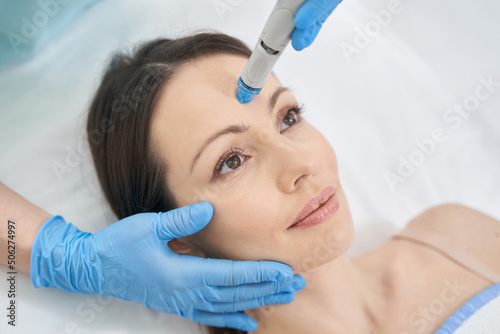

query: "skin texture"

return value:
[149, 54, 384, 333]
[1, 46, 498, 333]
[150, 53, 355, 269]
[0, 182, 51, 275]
[149, 54, 500, 333]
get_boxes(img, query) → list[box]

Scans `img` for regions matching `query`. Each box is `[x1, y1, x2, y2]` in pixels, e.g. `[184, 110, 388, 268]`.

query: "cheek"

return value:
[188, 183, 285, 260]
[296, 121, 339, 176]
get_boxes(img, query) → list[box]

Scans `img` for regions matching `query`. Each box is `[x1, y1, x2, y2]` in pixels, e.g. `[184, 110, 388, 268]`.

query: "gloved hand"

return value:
[292, 0, 344, 51]
[31, 202, 305, 332]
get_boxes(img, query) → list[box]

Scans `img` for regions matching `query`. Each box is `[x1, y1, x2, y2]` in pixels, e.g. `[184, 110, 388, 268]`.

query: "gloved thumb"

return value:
[156, 202, 214, 240]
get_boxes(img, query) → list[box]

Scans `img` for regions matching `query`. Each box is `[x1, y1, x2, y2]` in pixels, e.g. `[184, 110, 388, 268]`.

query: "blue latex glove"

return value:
[31, 202, 305, 332]
[292, 0, 344, 51]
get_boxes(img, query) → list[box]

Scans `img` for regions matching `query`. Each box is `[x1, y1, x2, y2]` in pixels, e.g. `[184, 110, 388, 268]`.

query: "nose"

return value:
[270, 137, 317, 193]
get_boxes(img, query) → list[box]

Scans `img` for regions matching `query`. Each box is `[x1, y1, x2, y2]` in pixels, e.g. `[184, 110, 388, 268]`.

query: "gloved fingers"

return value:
[203, 274, 306, 302]
[201, 259, 293, 286]
[156, 202, 213, 240]
[291, 21, 322, 51]
[190, 310, 258, 332]
[196, 291, 295, 313]
[295, 0, 343, 29]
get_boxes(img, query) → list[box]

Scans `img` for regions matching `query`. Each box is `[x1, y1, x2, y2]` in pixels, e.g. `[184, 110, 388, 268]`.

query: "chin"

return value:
[291, 212, 354, 274]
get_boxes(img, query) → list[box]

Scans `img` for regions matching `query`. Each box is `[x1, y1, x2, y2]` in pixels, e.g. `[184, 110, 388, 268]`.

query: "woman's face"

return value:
[150, 53, 354, 272]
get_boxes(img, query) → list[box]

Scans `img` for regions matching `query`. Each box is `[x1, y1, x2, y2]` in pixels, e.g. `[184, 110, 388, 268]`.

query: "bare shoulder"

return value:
[406, 203, 500, 274]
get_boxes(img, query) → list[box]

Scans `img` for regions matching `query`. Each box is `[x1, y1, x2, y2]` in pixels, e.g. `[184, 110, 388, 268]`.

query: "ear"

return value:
[167, 238, 208, 258]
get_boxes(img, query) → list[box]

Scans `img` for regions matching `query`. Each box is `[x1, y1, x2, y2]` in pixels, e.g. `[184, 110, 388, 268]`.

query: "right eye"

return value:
[220, 154, 242, 174]
[213, 148, 246, 180]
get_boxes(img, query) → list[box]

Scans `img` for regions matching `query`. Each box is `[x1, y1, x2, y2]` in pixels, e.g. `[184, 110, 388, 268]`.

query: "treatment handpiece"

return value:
[236, 0, 306, 104]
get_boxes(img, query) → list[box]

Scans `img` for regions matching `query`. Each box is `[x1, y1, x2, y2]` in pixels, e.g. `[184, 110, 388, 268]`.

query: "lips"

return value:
[288, 186, 339, 230]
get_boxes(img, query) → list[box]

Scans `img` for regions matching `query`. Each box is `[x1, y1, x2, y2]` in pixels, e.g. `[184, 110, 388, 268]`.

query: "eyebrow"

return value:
[268, 87, 289, 112]
[189, 87, 290, 173]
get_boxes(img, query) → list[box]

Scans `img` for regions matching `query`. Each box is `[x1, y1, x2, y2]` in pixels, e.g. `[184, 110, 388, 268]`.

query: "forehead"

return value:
[158, 53, 282, 109]
[150, 53, 283, 177]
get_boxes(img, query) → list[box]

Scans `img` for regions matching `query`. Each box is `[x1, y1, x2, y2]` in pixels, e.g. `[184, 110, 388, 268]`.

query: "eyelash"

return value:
[212, 104, 304, 180]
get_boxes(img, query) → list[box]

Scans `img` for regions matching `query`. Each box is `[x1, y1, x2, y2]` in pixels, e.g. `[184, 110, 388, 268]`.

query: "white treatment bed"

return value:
[1, 0, 499, 333]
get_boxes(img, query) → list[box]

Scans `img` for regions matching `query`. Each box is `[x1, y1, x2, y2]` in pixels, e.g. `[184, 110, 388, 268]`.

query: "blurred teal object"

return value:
[0, 0, 102, 67]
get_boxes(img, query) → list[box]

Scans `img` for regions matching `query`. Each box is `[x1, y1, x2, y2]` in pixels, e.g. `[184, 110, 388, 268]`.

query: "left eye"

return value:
[280, 111, 297, 131]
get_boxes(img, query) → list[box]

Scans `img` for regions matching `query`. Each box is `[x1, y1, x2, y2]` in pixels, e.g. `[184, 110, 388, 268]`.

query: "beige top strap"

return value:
[392, 227, 500, 285]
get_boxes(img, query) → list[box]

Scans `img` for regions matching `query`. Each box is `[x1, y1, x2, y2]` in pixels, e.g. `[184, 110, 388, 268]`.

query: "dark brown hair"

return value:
[86, 33, 251, 334]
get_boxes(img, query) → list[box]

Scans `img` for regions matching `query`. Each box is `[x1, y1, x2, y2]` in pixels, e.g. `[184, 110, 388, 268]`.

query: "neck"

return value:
[245, 254, 387, 333]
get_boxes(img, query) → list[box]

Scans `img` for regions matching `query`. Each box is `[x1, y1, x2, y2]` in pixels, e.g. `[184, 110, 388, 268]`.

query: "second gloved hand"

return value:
[31, 202, 306, 332]
[292, 0, 344, 51]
